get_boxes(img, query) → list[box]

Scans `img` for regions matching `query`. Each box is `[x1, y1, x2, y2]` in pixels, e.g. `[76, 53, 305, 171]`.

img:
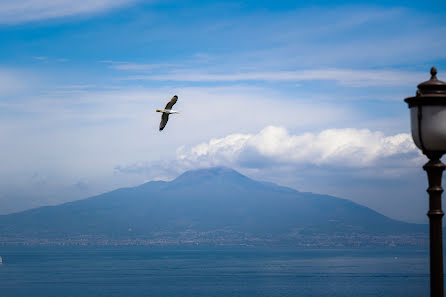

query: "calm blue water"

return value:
[0, 246, 432, 297]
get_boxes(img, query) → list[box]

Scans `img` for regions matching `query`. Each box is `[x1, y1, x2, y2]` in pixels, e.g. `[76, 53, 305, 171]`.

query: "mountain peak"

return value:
[172, 167, 250, 184]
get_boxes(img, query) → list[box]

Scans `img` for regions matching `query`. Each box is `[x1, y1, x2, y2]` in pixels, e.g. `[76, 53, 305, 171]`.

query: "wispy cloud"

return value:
[0, 68, 35, 95]
[33, 56, 47, 60]
[123, 69, 426, 87]
[0, 0, 141, 24]
[55, 84, 97, 90]
[101, 60, 175, 71]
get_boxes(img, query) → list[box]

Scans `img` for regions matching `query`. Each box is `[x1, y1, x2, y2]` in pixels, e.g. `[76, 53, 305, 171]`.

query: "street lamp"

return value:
[405, 66, 446, 297]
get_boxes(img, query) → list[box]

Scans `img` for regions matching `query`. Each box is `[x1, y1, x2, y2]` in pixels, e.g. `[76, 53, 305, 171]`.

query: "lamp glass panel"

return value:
[410, 105, 446, 151]
[410, 106, 421, 149]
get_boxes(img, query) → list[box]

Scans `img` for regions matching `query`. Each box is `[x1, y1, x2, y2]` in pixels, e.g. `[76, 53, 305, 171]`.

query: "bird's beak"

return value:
[156, 109, 162, 112]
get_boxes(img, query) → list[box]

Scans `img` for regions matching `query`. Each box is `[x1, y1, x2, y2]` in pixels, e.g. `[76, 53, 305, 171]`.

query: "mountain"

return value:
[0, 167, 426, 246]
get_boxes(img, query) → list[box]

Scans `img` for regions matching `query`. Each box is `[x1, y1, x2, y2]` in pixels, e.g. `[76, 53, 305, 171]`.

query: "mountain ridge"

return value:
[0, 167, 427, 246]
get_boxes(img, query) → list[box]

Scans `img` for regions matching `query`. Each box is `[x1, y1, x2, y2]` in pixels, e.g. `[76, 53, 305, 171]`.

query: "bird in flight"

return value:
[156, 95, 180, 131]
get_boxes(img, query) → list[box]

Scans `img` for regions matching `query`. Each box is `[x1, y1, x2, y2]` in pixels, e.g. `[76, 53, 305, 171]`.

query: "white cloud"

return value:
[0, 0, 140, 24]
[124, 69, 425, 87]
[177, 126, 418, 168]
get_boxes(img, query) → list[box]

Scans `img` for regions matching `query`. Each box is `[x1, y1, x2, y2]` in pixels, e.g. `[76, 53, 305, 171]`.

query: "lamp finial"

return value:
[431, 67, 438, 79]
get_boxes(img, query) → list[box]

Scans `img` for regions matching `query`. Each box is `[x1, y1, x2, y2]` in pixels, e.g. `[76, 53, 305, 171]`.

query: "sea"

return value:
[0, 246, 434, 297]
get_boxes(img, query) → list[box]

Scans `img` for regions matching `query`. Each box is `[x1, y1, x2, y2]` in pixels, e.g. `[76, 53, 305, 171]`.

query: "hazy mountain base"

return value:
[0, 232, 428, 247]
[0, 167, 428, 247]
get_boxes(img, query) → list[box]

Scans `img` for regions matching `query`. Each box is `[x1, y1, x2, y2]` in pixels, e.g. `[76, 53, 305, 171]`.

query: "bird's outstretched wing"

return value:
[159, 113, 169, 131]
[164, 95, 178, 110]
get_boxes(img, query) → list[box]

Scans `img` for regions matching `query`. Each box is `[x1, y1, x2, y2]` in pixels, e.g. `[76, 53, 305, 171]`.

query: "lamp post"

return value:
[405, 67, 446, 297]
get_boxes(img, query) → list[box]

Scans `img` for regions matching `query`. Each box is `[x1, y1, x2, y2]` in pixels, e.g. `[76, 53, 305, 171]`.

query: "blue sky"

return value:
[1, 0, 445, 223]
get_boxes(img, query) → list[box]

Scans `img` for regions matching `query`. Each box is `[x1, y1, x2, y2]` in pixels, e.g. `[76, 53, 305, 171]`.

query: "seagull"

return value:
[156, 95, 180, 131]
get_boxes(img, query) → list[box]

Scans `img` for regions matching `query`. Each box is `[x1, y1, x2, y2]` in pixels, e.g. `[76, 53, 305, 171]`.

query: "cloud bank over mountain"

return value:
[176, 126, 417, 168]
[116, 125, 422, 185]
[116, 125, 419, 175]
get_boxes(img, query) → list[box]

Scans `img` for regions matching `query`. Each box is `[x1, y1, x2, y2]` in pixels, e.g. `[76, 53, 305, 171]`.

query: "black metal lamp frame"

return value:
[405, 67, 446, 297]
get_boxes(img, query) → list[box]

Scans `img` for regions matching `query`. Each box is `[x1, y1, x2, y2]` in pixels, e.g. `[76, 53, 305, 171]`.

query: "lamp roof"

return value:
[405, 67, 446, 107]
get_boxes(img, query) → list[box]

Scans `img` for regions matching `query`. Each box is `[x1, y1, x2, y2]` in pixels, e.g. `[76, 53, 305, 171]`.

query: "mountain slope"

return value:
[0, 167, 425, 244]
